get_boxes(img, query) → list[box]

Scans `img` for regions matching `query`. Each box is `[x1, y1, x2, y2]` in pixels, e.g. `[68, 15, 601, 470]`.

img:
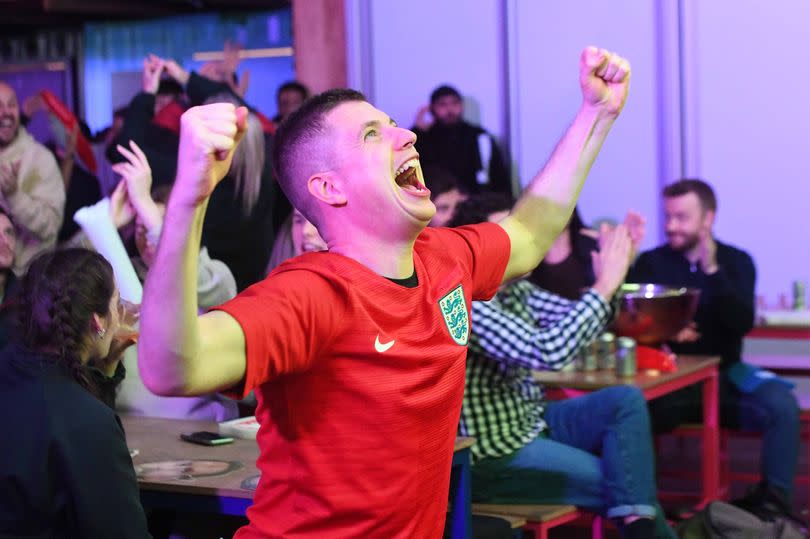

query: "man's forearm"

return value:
[138, 192, 206, 395]
[511, 104, 616, 267]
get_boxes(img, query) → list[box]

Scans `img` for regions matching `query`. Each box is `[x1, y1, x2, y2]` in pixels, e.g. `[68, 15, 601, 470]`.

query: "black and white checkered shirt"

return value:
[460, 280, 613, 462]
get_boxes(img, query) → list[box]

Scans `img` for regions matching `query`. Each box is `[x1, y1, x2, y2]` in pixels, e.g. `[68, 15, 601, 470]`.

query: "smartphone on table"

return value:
[180, 431, 234, 446]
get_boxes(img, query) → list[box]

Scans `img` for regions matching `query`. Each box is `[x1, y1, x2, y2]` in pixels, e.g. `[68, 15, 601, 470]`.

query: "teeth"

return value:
[395, 158, 419, 177]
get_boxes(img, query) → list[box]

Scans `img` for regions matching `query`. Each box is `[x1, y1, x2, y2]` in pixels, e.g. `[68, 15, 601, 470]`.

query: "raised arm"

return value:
[107, 56, 163, 165]
[473, 225, 632, 371]
[498, 47, 631, 283]
[115, 140, 238, 309]
[112, 140, 162, 234]
[138, 103, 248, 396]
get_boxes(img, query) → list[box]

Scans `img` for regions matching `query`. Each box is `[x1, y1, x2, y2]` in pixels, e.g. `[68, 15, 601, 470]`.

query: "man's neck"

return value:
[683, 244, 701, 264]
[329, 229, 419, 279]
[681, 237, 715, 263]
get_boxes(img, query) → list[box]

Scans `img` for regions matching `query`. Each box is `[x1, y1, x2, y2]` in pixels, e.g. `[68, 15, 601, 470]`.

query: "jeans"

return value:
[472, 386, 675, 538]
[649, 374, 800, 497]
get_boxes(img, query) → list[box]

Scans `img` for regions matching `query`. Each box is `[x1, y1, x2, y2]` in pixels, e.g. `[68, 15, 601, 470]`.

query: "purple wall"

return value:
[347, 0, 805, 300]
[683, 0, 810, 305]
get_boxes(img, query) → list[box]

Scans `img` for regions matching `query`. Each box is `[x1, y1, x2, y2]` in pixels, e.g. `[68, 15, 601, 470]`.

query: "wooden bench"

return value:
[472, 504, 603, 539]
[471, 512, 527, 539]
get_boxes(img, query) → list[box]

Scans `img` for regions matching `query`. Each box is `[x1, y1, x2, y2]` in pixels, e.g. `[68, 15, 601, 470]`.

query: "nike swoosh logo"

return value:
[374, 334, 395, 353]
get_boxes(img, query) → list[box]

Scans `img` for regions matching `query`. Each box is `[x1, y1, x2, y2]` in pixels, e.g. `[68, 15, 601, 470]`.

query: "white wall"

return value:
[681, 0, 810, 303]
[346, 0, 677, 253]
[345, 0, 806, 299]
[345, 0, 507, 141]
[508, 0, 678, 252]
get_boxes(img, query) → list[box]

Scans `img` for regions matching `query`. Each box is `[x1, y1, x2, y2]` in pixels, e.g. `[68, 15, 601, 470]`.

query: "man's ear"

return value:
[703, 208, 716, 229]
[307, 171, 347, 207]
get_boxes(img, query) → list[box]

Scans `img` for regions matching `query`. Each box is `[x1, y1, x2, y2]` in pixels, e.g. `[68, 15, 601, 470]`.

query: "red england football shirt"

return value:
[215, 223, 510, 538]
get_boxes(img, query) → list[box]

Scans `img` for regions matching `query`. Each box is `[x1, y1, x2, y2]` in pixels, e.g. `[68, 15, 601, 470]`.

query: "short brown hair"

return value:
[663, 178, 717, 212]
[272, 88, 367, 222]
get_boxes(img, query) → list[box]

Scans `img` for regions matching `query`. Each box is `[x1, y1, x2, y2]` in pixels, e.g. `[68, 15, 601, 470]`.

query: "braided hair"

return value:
[17, 249, 115, 395]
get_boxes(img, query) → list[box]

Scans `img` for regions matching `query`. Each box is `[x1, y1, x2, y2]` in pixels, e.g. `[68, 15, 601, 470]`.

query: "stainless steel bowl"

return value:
[610, 283, 701, 346]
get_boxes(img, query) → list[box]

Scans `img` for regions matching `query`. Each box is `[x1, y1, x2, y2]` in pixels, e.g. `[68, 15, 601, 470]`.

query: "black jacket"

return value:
[627, 240, 756, 367]
[0, 344, 150, 538]
[107, 92, 180, 187]
[412, 121, 511, 195]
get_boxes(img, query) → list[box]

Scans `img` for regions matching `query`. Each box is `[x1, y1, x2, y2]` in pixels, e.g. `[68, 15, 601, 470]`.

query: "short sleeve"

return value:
[433, 223, 511, 301]
[211, 269, 346, 396]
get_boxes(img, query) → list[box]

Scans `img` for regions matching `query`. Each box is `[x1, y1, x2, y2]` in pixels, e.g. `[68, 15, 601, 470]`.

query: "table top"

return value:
[531, 355, 720, 391]
[748, 326, 810, 340]
[122, 416, 475, 500]
[122, 415, 260, 500]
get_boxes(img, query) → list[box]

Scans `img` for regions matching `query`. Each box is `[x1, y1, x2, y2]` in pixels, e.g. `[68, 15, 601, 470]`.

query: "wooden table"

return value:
[122, 416, 257, 515]
[122, 416, 475, 539]
[532, 355, 721, 506]
[748, 326, 810, 340]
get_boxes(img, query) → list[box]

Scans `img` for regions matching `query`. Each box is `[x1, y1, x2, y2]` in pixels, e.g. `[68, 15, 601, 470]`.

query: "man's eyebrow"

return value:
[360, 120, 381, 131]
[358, 117, 397, 138]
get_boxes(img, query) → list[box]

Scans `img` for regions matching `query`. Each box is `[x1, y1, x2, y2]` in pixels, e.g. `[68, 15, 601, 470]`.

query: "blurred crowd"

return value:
[0, 39, 803, 539]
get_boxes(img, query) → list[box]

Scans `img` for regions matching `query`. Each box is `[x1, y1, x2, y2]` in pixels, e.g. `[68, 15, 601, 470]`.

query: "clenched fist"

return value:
[174, 103, 248, 207]
[580, 47, 631, 118]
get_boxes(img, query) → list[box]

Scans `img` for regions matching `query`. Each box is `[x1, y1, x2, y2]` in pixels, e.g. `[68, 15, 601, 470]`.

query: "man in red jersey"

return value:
[138, 46, 630, 538]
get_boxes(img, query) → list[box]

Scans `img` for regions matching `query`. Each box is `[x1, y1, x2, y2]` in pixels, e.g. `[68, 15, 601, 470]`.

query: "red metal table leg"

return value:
[701, 370, 720, 506]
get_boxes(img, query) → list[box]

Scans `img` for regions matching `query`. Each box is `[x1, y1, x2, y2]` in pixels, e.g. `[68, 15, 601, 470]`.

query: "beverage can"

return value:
[597, 332, 616, 370]
[793, 281, 806, 311]
[615, 336, 637, 377]
[577, 340, 599, 371]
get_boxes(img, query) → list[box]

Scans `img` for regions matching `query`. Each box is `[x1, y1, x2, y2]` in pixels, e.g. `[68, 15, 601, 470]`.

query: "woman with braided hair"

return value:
[0, 248, 150, 538]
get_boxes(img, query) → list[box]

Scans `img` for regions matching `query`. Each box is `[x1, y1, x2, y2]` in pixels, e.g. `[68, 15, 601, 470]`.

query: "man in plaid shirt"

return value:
[452, 194, 676, 539]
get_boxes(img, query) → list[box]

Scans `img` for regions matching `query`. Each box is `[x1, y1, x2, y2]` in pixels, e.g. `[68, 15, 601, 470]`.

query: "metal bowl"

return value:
[610, 283, 701, 346]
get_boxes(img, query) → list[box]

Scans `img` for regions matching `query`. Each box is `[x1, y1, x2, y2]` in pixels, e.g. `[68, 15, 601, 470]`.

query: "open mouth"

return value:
[0, 117, 15, 129]
[394, 158, 429, 195]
